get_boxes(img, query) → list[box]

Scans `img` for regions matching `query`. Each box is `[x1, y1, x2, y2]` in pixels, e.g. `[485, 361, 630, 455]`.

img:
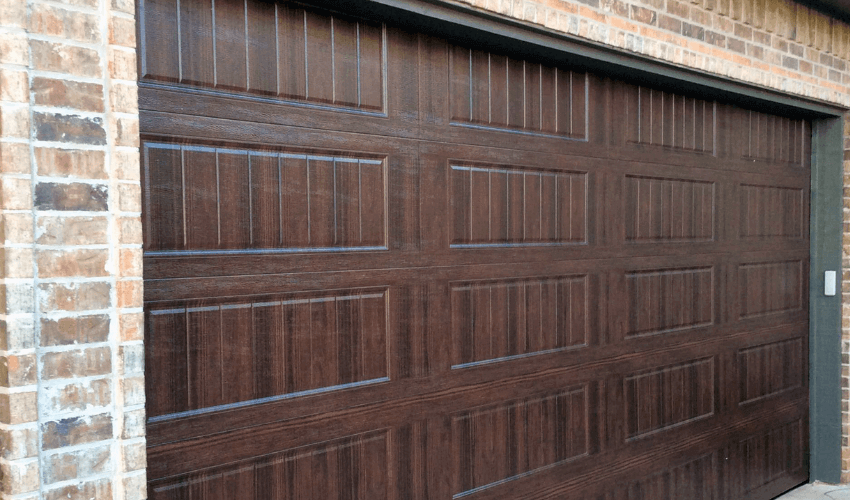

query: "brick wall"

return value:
[0, 0, 144, 497]
[3, 0, 850, 496]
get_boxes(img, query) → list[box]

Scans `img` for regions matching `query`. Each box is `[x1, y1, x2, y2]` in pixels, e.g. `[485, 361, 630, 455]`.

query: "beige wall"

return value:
[2, 0, 850, 496]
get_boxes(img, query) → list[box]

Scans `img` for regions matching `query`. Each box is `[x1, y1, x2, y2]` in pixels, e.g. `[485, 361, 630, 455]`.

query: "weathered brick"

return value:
[121, 408, 145, 439]
[3, 213, 35, 244]
[28, 4, 101, 43]
[734, 22, 752, 40]
[3, 247, 34, 278]
[47, 0, 99, 7]
[43, 445, 111, 484]
[0, 32, 28, 65]
[800, 59, 813, 74]
[33, 112, 107, 145]
[689, 6, 711, 26]
[109, 15, 136, 47]
[0, 391, 37, 424]
[117, 279, 142, 308]
[120, 248, 142, 277]
[1, 283, 36, 315]
[0, 104, 30, 138]
[38, 281, 111, 312]
[120, 216, 143, 244]
[40, 378, 111, 415]
[119, 313, 142, 342]
[42, 346, 112, 380]
[118, 182, 141, 212]
[748, 43, 765, 59]
[43, 478, 112, 500]
[35, 182, 108, 211]
[666, 0, 688, 18]
[728, 37, 747, 54]
[41, 413, 112, 449]
[702, 30, 725, 47]
[110, 82, 139, 114]
[0, 0, 27, 28]
[31, 40, 102, 78]
[35, 147, 107, 179]
[713, 14, 733, 33]
[0, 69, 28, 103]
[123, 473, 147, 500]
[0, 427, 38, 460]
[789, 42, 805, 57]
[601, 0, 628, 17]
[112, 0, 136, 14]
[111, 115, 140, 147]
[0, 458, 39, 495]
[0, 142, 31, 174]
[120, 344, 143, 375]
[122, 441, 146, 472]
[0, 354, 37, 387]
[0, 315, 36, 351]
[681, 22, 703, 41]
[783, 55, 800, 70]
[41, 314, 110, 346]
[109, 47, 138, 80]
[37, 216, 109, 245]
[122, 376, 145, 408]
[38, 248, 109, 278]
[113, 149, 141, 181]
[658, 14, 682, 33]
[0, 176, 33, 210]
[32, 77, 105, 113]
[631, 5, 656, 25]
[753, 30, 771, 46]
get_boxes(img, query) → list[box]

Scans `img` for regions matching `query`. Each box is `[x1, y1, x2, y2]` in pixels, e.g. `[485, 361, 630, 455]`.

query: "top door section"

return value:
[139, 0, 385, 112]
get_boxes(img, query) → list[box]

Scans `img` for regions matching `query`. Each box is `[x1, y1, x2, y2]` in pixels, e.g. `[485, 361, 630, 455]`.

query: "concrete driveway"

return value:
[776, 483, 850, 499]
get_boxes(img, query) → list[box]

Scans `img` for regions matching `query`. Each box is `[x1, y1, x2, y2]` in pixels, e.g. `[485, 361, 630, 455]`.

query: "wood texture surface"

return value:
[139, 1, 811, 498]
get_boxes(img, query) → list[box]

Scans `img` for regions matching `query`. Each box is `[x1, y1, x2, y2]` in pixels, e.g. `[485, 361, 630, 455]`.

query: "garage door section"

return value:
[138, 1, 811, 498]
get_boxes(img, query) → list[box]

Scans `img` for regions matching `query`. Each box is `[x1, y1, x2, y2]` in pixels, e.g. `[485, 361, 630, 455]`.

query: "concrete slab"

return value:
[776, 482, 850, 499]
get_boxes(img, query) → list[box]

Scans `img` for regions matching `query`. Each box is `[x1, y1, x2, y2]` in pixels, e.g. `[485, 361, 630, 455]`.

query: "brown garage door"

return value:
[139, 1, 811, 498]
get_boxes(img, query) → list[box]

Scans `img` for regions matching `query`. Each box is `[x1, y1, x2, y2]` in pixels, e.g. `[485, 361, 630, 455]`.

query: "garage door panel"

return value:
[738, 182, 809, 241]
[449, 274, 591, 367]
[451, 384, 592, 497]
[616, 83, 717, 154]
[445, 45, 588, 140]
[448, 163, 589, 247]
[736, 336, 805, 406]
[149, 429, 395, 500]
[145, 287, 391, 419]
[141, 140, 420, 254]
[730, 108, 811, 168]
[140, 0, 388, 111]
[623, 174, 717, 244]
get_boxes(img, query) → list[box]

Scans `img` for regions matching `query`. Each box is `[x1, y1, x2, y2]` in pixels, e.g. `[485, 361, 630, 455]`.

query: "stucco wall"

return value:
[2, 0, 850, 497]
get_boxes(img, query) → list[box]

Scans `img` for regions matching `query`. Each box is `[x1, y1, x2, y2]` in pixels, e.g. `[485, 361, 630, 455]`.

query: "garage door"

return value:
[139, 1, 811, 498]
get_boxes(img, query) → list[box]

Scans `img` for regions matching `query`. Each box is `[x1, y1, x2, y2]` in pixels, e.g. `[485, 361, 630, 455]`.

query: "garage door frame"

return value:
[304, 0, 846, 483]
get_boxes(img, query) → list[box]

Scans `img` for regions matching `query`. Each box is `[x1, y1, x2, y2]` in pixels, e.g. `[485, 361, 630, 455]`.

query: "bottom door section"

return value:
[148, 386, 806, 500]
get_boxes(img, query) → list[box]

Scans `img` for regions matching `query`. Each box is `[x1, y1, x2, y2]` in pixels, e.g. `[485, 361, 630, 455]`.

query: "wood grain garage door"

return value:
[138, 1, 811, 498]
